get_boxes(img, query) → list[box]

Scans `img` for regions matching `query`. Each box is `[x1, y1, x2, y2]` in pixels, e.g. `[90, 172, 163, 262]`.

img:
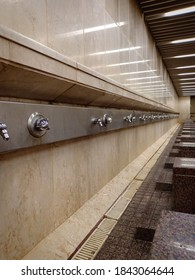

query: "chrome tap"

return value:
[92, 114, 112, 127]
[91, 117, 103, 127]
[28, 112, 50, 138]
[35, 117, 49, 131]
[123, 114, 133, 123]
[0, 122, 9, 141]
[149, 114, 154, 120]
[139, 114, 146, 121]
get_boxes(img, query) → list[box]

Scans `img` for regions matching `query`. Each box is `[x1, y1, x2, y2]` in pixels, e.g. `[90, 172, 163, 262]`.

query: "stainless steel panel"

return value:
[0, 101, 179, 153]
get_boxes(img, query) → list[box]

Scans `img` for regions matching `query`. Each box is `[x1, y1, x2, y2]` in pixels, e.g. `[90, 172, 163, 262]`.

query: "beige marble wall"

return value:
[0, 119, 176, 259]
[0, 0, 178, 109]
[178, 96, 190, 122]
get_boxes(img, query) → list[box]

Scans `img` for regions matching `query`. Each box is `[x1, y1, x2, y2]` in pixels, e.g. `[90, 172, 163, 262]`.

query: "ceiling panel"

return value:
[135, 0, 195, 96]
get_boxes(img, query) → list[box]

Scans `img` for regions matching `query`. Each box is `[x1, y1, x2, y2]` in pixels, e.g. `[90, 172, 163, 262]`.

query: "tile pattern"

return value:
[95, 127, 179, 260]
[169, 148, 179, 157]
[164, 157, 174, 169]
[155, 169, 173, 191]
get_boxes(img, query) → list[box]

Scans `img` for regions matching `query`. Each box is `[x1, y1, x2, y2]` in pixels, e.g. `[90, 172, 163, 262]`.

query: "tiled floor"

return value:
[95, 127, 180, 260]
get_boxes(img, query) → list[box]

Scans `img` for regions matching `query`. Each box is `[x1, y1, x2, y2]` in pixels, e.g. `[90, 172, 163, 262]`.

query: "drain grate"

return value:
[72, 218, 117, 260]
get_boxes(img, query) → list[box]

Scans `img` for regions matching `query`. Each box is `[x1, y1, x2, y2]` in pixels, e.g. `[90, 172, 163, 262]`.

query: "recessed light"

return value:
[174, 54, 195, 58]
[171, 37, 195, 44]
[164, 6, 195, 17]
[176, 65, 195, 69]
[179, 82, 195, 84]
[179, 78, 195, 80]
[178, 72, 195, 76]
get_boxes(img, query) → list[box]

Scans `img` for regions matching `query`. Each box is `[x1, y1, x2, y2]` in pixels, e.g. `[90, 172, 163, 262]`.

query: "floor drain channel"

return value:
[72, 218, 117, 260]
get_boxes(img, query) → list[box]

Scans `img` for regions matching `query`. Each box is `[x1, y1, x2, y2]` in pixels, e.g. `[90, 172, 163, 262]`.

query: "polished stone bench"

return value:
[173, 157, 195, 214]
[182, 127, 195, 131]
[180, 135, 195, 142]
[173, 142, 195, 158]
[181, 130, 195, 135]
[182, 126, 195, 130]
[151, 210, 195, 259]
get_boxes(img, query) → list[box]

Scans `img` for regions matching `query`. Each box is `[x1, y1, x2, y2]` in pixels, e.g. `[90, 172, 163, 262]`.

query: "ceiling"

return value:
[135, 0, 195, 97]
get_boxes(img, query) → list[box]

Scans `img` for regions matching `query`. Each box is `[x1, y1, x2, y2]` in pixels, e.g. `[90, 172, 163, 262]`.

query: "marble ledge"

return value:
[0, 24, 77, 68]
[0, 24, 176, 113]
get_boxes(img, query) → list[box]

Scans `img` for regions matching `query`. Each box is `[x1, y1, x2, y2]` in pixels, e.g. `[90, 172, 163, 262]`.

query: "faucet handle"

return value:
[102, 114, 112, 126]
[28, 112, 50, 138]
[91, 117, 103, 127]
[91, 114, 112, 127]
[0, 123, 9, 141]
[35, 118, 50, 131]
[123, 114, 133, 123]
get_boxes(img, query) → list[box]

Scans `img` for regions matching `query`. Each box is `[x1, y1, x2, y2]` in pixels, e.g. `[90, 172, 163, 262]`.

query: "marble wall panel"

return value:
[47, 0, 84, 63]
[0, 0, 47, 44]
[118, 0, 130, 39]
[0, 147, 54, 259]
[82, 0, 106, 70]
[105, 0, 119, 23]
[104, 12, 121, 80]
[178, 97, 190, 122]
[0, 119, 176, 259]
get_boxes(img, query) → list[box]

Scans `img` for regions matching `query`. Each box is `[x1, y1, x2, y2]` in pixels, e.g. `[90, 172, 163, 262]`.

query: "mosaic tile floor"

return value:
[95, 127, 180, 260]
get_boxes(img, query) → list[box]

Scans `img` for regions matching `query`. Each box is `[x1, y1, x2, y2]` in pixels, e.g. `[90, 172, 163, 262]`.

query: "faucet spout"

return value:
[0, 123, 9, 141]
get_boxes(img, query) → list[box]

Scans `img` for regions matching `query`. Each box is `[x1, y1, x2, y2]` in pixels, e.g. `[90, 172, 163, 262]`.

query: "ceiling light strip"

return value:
[164, 6, 195, 17]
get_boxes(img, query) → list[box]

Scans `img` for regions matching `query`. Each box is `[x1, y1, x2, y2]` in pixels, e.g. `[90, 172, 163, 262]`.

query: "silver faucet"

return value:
[139, 114, 146, 121]
[123, 114, 133, 123]
[0, 122, 9, 141]
[92, 114, 112, 127]
[28, 112, 50, 138]
[91, 117, 104, 127]
[35, 118, 50, 131]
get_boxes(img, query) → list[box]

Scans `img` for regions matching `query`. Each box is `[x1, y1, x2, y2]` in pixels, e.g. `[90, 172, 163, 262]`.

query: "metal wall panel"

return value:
[0, 101, 178, 153]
